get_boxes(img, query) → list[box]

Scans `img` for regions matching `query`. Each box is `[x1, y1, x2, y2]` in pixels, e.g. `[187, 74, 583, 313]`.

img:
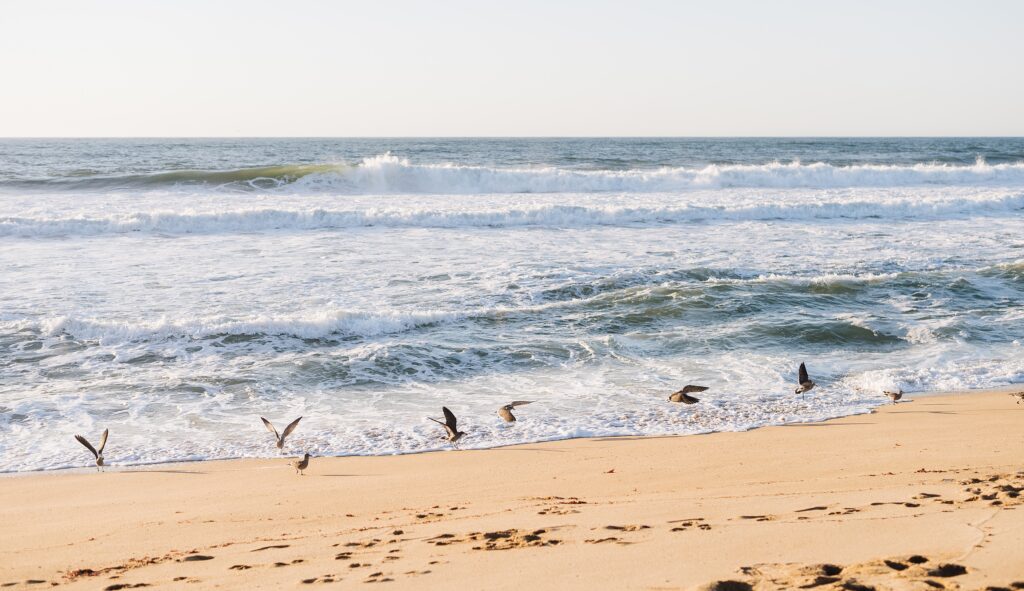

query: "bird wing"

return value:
[680, 385, 709, 394]
[427, 416, 444, 425]
[75, 435, 99, 459]
[508, 401, 533, 408]
[261, 417, 280, 440]
[442, 406, 458, 431]
[798, 363, 809, 384]
[97, 428, 109, 454]
[281, 417, 302, 440]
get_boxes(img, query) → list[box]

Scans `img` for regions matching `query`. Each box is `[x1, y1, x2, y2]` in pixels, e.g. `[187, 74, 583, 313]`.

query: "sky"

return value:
[1, 0, 1022, 137]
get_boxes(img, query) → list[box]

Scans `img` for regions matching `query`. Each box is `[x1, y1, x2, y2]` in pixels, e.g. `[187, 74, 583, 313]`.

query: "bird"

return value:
[669, 385, 708, 404]
[884, 389, 903, 404]
[498, 401, 534, 422]
[795, 362, 815, 396]
[1010, 392, 1024, 404]
[428, 406, 465, 447]
[261, 416, 302, 452]
[74, 429, 109, 471]
[293, 453, 311, 475]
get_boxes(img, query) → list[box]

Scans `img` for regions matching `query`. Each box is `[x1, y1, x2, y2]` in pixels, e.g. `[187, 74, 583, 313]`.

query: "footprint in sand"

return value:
[179, 555, 214, 562]
[584, 537, 620, 544]
[251, 544, 290, 552]
[604, 525, 650, 532]
[669, 517, 711, 532]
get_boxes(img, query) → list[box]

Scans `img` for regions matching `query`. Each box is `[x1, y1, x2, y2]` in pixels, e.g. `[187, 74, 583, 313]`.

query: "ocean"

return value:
[1, 137, 1022, 472]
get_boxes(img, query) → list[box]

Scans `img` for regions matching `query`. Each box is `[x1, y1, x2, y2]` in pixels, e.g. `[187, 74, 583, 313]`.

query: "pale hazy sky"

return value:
[1, 0, 1021, 137]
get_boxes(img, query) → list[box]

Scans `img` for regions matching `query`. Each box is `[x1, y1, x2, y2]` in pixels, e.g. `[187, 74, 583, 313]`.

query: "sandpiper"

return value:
[669, 385, 708, 404]
[293, 452, 311, 475]
[74, 429, 109, 472]
[1010, 392, 1024, 404]
[884, 389, 903, 404]
[795, 362, 815, 396]
[498, 401, 534, 422]
[261, 416, 302, 453]
[428, 406, 465, 447]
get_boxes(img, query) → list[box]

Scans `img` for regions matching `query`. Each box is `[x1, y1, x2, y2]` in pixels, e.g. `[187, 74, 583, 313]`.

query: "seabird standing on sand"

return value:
[428, 406, 465, 447]
[669, 385, 708, 404]
[74, 429, 109, 471]
[884, 389, 903, 404]
[498, 401, 534, 422]
[1010, 392, 1024, 404]
[293, 453, 311, 475]
[261, 416, 302, 453]
[795, 362, 816, 396]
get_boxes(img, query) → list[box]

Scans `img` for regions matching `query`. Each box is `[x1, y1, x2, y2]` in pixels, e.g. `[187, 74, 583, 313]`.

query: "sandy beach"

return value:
[2, 389, 1022, 590]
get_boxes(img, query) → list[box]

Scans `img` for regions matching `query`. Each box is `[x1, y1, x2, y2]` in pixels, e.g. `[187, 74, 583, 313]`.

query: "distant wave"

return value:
[18, 309, 466, 342]
[7, 154, 1024, 194]
[3, 192, 1022, 236]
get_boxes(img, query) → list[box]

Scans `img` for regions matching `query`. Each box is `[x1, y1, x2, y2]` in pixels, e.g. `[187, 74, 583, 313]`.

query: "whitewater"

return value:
[1, 138, 1022, 472]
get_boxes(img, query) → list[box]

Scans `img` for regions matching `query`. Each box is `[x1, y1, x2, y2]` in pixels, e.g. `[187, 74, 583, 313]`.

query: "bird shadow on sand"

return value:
[129, 469, 207, 475]
[488, 447, 567, 453]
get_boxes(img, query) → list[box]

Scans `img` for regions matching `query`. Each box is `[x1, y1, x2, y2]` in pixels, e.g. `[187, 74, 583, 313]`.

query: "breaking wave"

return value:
[3, 192, 1022, 236]
[7, 155, 1024, 194]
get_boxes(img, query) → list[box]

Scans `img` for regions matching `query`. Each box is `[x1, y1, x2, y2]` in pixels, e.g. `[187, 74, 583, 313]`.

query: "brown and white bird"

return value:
[261, 416, 302, 453]
[498, 401, 534, 422]
[428, 406, 465, 447]
[669, 385, 708, 404]
[74, 429, 109, 471]
[1009, 392, 1024, 404]
[293, 452, 311, 475]
[795, 362, 815, 396]
[884, 389, 903, 404]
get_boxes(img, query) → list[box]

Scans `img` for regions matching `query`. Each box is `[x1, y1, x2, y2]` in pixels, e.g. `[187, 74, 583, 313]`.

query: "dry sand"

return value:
[2, 389, 1023, 590]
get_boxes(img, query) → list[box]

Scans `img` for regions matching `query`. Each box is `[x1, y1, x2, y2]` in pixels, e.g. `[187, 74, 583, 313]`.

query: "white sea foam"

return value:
[289, 154, 1024, 194]
[2, 191, 1022, 236]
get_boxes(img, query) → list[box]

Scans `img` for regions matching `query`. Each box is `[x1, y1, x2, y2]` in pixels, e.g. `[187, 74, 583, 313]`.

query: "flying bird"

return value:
[74, 429, 109, 471]
[884, 389, 903, 404]
[261, 416, 302, 452]
[428, 406, 465, 447]
[669, 385, 708, 404]
[795, 362, 815, 396]
[293, 453, 311, 475]
[498, 401, 534, 422]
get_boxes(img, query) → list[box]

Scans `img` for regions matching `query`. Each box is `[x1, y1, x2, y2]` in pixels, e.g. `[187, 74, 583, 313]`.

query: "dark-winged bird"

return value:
[261, 416, 302, 452]
[669, 385, 708, 404]
[75, 429, 109, 471]
[429, 406, 465, 447]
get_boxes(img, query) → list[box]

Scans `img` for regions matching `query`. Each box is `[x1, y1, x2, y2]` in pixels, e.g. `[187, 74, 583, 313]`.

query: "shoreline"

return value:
[3, 388, 1023, 590]
[5, 384, 1020, 478]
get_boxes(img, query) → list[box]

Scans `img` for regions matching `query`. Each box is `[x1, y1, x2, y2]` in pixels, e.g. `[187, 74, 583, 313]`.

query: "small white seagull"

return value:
[261, 416, 302, 453]
[74, 429, 109, 472]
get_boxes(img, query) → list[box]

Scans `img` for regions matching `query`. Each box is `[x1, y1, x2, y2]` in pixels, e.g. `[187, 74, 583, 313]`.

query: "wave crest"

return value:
[3, 192, 1022, 236]
[9, 154, 1024, 194]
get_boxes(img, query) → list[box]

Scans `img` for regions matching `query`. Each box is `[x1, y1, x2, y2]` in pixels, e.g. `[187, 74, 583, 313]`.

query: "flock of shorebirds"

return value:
[73, 362, 1024, 474]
